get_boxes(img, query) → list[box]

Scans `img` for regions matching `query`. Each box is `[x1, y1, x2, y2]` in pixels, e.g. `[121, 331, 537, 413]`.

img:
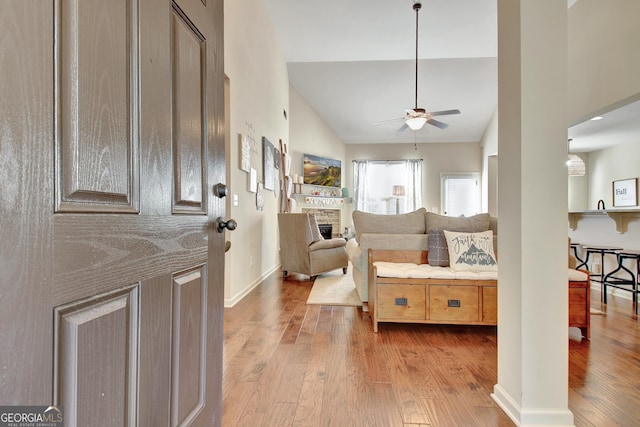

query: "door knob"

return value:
[216, 217, 237, 233]
[213, 183, 229, 198]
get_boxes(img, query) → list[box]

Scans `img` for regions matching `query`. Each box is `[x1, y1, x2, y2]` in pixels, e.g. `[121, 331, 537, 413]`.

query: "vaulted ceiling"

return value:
[264, 0, 639, 152]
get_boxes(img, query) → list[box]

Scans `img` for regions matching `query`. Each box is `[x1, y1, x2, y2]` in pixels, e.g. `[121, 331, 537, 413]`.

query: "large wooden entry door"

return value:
[0, 0, 225, 425]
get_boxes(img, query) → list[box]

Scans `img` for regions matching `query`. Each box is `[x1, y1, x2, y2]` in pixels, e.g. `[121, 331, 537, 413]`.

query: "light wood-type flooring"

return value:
[223, 270, 640, 426]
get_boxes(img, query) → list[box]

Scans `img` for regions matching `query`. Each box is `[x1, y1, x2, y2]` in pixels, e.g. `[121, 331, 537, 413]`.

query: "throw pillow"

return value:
[443, 230, 497, 271]
[425, 212, 490, 234]
[427, 229, 449, 267]
[352, 208, 426, 243]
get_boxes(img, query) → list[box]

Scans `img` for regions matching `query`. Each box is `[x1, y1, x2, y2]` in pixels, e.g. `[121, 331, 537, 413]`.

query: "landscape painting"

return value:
[303, 154, 341, 187]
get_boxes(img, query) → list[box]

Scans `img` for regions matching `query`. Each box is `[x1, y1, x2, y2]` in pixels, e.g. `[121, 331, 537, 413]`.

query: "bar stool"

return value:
[576, 245, 622, 303]
[570, 242, 584, 268]
[603, 249, 640, 315]
[576, 245, 622, 281]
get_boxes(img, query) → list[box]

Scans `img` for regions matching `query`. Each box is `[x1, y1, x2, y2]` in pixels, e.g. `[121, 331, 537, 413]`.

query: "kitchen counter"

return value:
[569, 209, 640, 233]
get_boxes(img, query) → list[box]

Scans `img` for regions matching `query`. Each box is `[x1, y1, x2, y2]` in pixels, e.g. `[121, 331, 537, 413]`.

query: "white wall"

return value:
[344, 142, 483, 225]
[288, 85, 348, 227]
[480, 109, 498, 213]
[586, 141, 640, 210]
[568, 0, 640, 123]
[482, 0, 640, 214]
[568, 155, 589, 211]
[224, 0, 290, 306]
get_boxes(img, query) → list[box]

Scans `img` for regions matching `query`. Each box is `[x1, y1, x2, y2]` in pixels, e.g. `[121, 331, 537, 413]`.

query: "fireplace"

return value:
[317, 224, 333, 240]
[302, 208, 340, 238]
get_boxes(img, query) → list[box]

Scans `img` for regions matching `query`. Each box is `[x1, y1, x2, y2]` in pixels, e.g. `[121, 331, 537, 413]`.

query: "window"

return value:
[441, 173, 480, 217]
[353, 159, 422, 214]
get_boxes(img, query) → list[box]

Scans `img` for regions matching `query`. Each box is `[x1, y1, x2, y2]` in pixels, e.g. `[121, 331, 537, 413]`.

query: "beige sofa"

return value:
[346, 208, 498, 304]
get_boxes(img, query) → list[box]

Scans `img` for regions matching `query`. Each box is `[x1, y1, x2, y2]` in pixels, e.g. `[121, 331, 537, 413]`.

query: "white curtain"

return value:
[352, 159, 422, 214]
[353, 160, 368, 211]
[404, 159, 422, 213]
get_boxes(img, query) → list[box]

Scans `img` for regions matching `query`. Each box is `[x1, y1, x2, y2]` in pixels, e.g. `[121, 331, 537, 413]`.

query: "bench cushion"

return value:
[373, 261, 498, 280]
[569, 269, 589, 281]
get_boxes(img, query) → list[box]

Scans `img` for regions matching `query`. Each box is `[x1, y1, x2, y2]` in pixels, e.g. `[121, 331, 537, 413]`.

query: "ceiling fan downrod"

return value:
[414, 1, 421, 110]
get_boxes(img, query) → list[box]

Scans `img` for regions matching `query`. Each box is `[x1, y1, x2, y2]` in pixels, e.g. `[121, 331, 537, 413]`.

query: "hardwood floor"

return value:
[223, 270, 640, 426]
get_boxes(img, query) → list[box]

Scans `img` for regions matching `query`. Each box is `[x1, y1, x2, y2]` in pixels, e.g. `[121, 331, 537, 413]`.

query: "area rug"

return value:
[590, 307, 605, 315]
[307, 265, 362, 307]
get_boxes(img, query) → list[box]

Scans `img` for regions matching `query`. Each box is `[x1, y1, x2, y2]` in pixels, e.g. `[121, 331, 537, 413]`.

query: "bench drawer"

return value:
[377, 284, 426, 320]
[429, 285, 479, 322]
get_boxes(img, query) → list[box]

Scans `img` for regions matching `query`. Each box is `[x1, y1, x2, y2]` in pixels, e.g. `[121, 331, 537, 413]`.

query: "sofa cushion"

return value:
[427, 229, 449, 267]
[444, 230, 497, 271]
[425, 212, 490, 234]
[352, 208, 426, 243]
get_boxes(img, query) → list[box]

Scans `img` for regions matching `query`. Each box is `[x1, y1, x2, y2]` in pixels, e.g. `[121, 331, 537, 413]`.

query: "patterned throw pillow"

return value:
[428, 229, 449, 267]
[443, 230, 498, 271]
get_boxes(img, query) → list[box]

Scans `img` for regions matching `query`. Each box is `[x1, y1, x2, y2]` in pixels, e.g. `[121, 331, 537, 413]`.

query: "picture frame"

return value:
[248, 168, 257, 193]
[303, 153, 341, 187]
[240, 133, 251, 172]
[612, 178, 638, 207]
[274, 148, 281, 170]
[262, 137, 275, 191]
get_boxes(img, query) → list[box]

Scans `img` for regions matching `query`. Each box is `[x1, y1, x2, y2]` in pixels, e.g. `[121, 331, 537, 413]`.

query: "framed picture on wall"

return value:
[613, 178, 638, 207]
[240, 133, 251, 172]
[262, 137, 275, 191]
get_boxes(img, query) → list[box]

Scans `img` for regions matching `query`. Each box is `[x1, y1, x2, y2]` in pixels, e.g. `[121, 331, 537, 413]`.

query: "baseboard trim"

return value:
[224, 264, 281, 308]
[491, 384, 520, 425]
[492, 384, 575, 426]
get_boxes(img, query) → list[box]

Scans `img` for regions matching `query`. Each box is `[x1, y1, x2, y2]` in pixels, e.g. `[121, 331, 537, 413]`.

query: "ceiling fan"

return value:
[375, 1, 460, 133]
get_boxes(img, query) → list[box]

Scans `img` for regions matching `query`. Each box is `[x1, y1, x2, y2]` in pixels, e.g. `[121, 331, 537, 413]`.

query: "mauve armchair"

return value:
[277, 213, 348, 279]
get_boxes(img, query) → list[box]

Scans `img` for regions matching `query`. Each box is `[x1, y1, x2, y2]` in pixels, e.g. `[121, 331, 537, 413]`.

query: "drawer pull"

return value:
[448, 299, 461, 308]
[395, 297, 408, 306]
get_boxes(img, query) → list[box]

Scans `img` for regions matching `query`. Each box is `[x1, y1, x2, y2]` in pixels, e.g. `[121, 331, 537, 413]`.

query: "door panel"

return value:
[54, 285, 139, 427]
[172, 5, 207, 215]
[55, 0, 140, 213]
[171, 266, 207, 426]
[1, 0, 225, 426]
[138, 275, 172, 426]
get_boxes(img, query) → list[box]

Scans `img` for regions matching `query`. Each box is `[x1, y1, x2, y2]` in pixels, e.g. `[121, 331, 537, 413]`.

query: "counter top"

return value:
[568, 209, 640, 233]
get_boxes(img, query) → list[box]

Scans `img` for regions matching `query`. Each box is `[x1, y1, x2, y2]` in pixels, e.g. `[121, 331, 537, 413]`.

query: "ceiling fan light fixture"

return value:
[406, 116, 427, 131]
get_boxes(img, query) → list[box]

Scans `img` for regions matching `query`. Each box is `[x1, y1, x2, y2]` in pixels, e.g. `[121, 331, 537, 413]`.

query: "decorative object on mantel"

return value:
[613, 178, 638, 207]
[304, 196, 345, 206]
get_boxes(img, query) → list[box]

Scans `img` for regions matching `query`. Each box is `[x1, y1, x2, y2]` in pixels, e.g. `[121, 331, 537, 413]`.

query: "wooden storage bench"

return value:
[368, 249, 591, 338]
[368, 250, 497, 332]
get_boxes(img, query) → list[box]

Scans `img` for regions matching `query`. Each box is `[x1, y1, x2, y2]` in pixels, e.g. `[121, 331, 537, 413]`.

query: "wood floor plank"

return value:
[223, 270, 640, 426]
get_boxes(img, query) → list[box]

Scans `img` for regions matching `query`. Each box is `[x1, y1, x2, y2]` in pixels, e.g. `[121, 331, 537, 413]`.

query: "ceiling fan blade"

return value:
[373, 117, 404, 125]
[395, 123, 409, 134]
[427, 118, 449, 129]
[428, 109, 461, 116]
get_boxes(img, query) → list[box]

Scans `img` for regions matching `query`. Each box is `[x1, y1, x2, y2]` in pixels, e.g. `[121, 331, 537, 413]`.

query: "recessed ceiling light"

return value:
[590, 116, 604, 121]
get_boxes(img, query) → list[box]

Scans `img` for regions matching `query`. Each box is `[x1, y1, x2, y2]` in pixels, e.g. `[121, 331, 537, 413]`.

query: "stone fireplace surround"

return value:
[302, 208, 341, 239]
